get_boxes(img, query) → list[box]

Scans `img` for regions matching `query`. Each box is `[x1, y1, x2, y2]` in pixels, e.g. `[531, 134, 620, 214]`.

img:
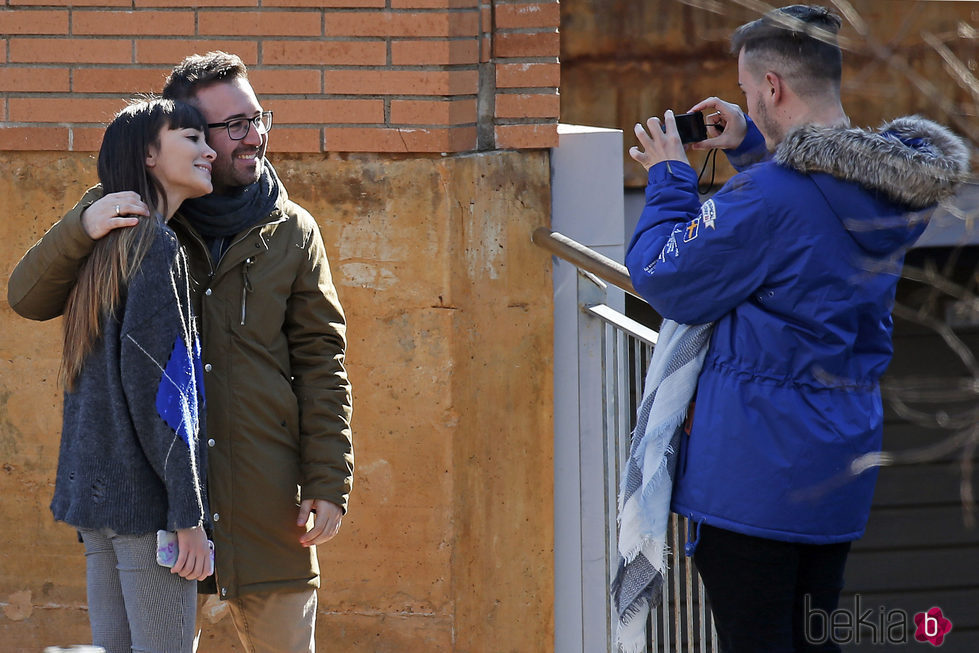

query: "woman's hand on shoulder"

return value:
[80, 191, 150, 240]
[172, 525, 212, 581]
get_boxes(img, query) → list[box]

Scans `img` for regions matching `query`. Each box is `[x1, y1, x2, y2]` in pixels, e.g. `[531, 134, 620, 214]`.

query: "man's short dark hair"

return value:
[732, 5, 843, 96]
[162, 51, 248, 102]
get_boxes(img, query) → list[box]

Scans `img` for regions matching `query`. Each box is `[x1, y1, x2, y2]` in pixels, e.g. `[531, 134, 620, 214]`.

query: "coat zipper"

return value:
[241, 257, 254, 325]
[175, 212, 287, 325]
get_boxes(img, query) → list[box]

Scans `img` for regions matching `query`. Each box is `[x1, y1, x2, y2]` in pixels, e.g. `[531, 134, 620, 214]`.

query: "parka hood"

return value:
[774, 116, 970, 254]
[775, 115, 970, 210]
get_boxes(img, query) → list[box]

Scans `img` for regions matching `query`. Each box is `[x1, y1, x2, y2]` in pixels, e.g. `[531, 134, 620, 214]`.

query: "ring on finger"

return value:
[115, 204, 121, 216]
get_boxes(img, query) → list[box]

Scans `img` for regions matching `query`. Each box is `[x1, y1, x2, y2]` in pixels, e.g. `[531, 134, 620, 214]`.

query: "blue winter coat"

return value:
[626, 116, 969, 544]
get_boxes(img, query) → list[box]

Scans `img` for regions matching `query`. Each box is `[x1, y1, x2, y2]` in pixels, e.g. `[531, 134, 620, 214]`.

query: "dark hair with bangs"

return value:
[731, 4, 843, 97]
[62, 97, 207, 389]
[162, 51, 248, 103]
[97, 98, 208, 219]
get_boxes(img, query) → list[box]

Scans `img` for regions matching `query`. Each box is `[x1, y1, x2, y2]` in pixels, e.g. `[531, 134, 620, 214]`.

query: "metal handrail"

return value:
[587, 304, 658, 347]
[532, 227, 640, 299]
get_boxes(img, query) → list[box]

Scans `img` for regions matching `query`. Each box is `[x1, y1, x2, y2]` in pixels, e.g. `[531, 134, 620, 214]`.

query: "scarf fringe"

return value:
[618, 532, 670, 574]
[617, 413, 686, 566]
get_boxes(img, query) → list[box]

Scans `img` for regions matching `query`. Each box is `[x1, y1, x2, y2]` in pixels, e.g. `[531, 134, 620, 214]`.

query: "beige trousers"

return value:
[198, 589, 317, 653]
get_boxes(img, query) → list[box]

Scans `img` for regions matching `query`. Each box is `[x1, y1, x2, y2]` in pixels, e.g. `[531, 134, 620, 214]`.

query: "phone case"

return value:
[156, 529, 179, 567]
[156, 529, 215, 575]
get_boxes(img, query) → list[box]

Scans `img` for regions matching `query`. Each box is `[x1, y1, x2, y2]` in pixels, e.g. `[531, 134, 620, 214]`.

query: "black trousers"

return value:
[692, 524, 852, 653]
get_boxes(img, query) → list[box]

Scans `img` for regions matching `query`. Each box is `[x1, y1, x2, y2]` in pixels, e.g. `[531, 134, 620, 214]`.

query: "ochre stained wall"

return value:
[0, 150, 554, 652]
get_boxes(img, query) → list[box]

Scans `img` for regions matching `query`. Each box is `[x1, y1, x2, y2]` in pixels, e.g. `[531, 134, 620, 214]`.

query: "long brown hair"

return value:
[61, 98, 207, 389]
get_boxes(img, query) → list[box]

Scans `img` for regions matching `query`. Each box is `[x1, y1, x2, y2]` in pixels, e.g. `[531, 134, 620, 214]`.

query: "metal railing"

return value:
[536, 228, 717, 653]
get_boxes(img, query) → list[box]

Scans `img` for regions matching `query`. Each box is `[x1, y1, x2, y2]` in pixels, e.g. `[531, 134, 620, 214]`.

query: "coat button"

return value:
[213, 513, 220, 522]
[204, 364, 212, 372]
[207, 439, 216, 447]
[205, 288, 212, 296]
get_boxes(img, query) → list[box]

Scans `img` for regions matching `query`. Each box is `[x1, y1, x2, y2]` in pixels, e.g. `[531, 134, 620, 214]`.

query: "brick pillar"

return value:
[492, 1, 560, 149]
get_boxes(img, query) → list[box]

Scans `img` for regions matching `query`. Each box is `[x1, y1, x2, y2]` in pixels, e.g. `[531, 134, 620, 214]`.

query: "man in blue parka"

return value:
[626, 5, 969, 652]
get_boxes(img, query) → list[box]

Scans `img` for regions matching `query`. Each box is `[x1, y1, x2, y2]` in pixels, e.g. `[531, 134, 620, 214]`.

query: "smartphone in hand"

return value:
[156, 530, 214, 575]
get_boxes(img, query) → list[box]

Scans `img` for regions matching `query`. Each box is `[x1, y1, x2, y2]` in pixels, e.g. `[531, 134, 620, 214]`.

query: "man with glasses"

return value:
[8, 51, 353, 653]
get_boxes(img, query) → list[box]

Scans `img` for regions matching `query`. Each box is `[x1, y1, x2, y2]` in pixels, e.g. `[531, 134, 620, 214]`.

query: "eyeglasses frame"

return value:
[206, 111, 274, 141]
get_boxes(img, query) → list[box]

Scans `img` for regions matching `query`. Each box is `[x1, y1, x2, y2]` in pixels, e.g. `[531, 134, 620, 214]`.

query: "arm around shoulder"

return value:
[7, 186, 102, 320]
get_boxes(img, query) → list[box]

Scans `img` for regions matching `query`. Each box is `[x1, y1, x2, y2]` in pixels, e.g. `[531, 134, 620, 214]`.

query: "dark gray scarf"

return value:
[180, 160, 281, 262]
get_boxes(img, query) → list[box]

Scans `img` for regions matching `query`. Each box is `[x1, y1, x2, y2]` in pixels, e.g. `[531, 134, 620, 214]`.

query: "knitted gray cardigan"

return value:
[51, 220, 208, 535]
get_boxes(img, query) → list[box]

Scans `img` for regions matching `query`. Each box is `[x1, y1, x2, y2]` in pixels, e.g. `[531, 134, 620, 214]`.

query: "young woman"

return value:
[50, 98, 216, 653]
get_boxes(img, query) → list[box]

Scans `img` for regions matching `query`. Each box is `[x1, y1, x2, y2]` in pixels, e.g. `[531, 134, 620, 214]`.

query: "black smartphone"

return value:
[663, 111, 708, 144]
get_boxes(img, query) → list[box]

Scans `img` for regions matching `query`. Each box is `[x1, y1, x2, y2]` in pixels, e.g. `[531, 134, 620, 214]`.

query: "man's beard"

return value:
[754, 99, 784, 152]
[212, 142, 266, 193]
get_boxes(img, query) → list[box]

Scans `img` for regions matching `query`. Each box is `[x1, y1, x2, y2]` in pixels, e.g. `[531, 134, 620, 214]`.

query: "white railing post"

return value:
[551, 124, 626, 653]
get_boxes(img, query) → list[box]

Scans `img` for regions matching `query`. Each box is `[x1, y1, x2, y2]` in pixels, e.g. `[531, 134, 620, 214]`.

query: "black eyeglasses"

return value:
[207, 111, 273, 141]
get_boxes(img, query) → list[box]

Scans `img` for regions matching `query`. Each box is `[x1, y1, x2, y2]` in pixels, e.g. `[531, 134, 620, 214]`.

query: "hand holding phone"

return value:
[157, 529, 214, 579]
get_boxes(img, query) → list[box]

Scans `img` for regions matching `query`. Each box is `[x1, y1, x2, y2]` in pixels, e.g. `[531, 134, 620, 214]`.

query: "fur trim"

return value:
[774, 116, 971, 209]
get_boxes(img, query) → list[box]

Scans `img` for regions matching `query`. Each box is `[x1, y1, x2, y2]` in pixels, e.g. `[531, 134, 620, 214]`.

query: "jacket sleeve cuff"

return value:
[726, 117, 768, 170]
[647, 159, 698, 187]
[300, 482, 351, 514]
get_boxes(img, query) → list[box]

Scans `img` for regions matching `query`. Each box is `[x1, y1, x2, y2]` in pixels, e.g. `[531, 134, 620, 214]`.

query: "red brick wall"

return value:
[0, 0, 559, 152]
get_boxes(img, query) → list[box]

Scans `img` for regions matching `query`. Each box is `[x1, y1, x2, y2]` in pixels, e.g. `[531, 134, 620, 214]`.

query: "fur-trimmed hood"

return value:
[775, 116, 971, 210]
